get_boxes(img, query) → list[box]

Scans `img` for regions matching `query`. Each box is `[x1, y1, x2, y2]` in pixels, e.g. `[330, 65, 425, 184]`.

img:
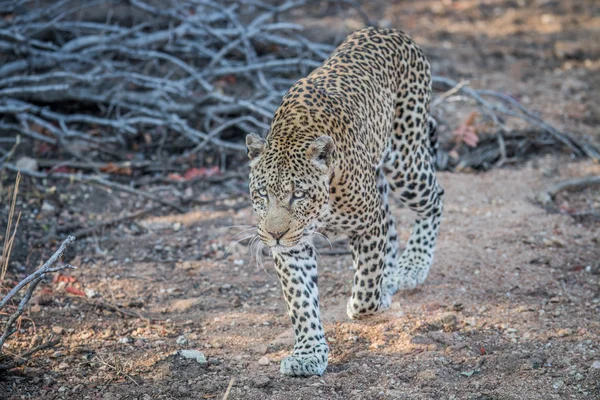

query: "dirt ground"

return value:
[1, 0, 600, 399]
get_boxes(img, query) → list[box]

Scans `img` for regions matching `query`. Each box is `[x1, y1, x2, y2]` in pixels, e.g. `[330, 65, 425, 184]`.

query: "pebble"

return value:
[591, 360, 600, 369]
[553, 380, 564, 390]
[176, 335, 188, 345]
[84, 288, 98, 298]
[180, 349, 207, 364]
[172, 222, 182, 231]
[58, 362, 69, 370]
[52, 326, 65, 335]
[439, 313, 458, 329]
[253, 376, 271, 388]
[51, 351, 64, 358]
[40, 201, 56, 213]
[230, 297, 242, 307]
[561, 78, 588, 95]
[557, 328, 572, 337]
[258, 356, 270, 366]
[118, 337, 132, 344]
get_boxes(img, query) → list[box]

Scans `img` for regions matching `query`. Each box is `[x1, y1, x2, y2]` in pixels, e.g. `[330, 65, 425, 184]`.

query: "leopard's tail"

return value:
[427, 115, 439, 164]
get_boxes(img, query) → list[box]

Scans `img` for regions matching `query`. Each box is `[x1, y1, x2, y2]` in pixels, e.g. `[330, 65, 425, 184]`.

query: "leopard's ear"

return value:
[246, 133, 266, 162]
[307, 136, 335, 172]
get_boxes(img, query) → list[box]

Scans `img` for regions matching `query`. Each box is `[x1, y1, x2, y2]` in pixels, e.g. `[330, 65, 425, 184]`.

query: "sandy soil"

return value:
[1, 157, 598, 400]
[1, 0, 599, 399]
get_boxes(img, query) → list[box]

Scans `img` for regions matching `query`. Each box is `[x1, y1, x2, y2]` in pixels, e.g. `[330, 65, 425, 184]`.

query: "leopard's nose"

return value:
[268, 228, 289, 240]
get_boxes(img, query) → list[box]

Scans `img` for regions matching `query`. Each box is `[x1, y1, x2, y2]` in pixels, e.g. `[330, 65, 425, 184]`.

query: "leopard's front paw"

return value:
[280, 343, 329, 377]
[346, 296, 386, 320]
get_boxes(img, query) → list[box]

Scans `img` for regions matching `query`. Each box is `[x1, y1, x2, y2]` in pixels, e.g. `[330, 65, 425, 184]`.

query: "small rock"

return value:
[591, 360, 600, 369]
[40, 201, 56, 213]
[118, 337, 132, 344]
[428, 331, 454, 346]
[52, 326, 65, 335]
[557, 328, 572, 337]
[258, 356, 270, 366]
[168, 297, 203, 312]
[253, 376, 271, 388]
[51, 351, 64, 358]
[438, 313, 458, 330]
[180, 349, 207, 364]
[15, 156, 38, 171]
[230, 297, 242, 308]
[33, 292, 53, 306]
[553, 380, 564, 390]
[542, 237, 565, 248]
[58, 363, 69, 370]
[84, 288, 97, 298]
[29, 335, 43, 348]
[554, 41, 585, 60]
[172, 222, 182, 231]
[57, 386, 68, 393]
[128, 300, 145, 308]
[176, 335, 188, 346]
[575, 372, 584, 381]
[561, 78, 588, 95]
[234, 259, 244, 266]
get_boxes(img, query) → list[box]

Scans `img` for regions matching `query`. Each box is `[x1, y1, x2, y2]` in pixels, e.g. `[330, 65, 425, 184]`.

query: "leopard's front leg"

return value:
[347, 217, 390, 319]
[273, 243, 329, 377]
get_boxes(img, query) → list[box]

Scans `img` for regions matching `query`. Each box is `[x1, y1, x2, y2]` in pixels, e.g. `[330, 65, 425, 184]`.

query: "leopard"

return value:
[245, 27, 444, 377]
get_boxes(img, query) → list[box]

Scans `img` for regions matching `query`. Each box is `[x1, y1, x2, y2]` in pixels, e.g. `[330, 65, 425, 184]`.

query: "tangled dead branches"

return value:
[0, 0, 597, 183]
[0, 0, 330, 164]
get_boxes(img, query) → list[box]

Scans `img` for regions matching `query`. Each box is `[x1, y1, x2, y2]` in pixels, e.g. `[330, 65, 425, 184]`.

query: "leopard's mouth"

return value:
[261, 229, 305, 249]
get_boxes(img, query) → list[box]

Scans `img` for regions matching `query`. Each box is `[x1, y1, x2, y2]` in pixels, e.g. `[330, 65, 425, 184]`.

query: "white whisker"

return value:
[229, 227, 257, 240]
[258, 243, 274, 279]
[313, 231, 333, 249]
[219, 225, 255, 231]
[306, 241, 324, 263]
[225, 233, 256, 257]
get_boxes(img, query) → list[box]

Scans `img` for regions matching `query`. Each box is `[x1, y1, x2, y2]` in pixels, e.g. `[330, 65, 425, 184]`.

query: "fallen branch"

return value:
[432, 77, 599, 170]
[0, 236, 77, 370]
[0, 236, 76, 311]
[535, 176, 600, 206]
[0, 336, 61, 371]
[84, 298, 150, 323]
[2, 163, 185, 213]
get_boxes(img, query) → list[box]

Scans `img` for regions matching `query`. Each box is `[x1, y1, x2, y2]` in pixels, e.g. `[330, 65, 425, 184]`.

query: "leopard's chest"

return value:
[314, 198, 376, 237]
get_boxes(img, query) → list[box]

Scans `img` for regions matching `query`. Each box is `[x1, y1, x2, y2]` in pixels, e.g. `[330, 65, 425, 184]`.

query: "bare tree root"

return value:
[0, 236, 77, 371]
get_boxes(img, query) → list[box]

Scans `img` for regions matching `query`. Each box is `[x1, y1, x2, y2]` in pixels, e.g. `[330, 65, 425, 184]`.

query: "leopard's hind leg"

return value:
[383, 52, 444, 292]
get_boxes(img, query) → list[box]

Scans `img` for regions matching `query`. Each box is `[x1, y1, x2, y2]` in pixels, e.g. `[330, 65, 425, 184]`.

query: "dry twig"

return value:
[0, 236, 77, 369]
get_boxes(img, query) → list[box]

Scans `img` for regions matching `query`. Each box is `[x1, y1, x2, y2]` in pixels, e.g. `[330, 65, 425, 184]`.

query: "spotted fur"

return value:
[246, 27, 444, 377]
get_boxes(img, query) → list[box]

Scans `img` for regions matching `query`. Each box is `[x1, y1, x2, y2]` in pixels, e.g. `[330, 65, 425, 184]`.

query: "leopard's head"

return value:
[246, 131, 335, 249]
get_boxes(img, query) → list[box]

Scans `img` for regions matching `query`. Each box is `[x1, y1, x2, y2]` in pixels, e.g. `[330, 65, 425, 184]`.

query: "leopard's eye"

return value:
[257, 188, 268, 198]
[292, 190, 305, 199]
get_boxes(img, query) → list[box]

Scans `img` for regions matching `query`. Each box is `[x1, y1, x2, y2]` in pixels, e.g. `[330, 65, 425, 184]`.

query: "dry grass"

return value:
[1, 172, 22, 289]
